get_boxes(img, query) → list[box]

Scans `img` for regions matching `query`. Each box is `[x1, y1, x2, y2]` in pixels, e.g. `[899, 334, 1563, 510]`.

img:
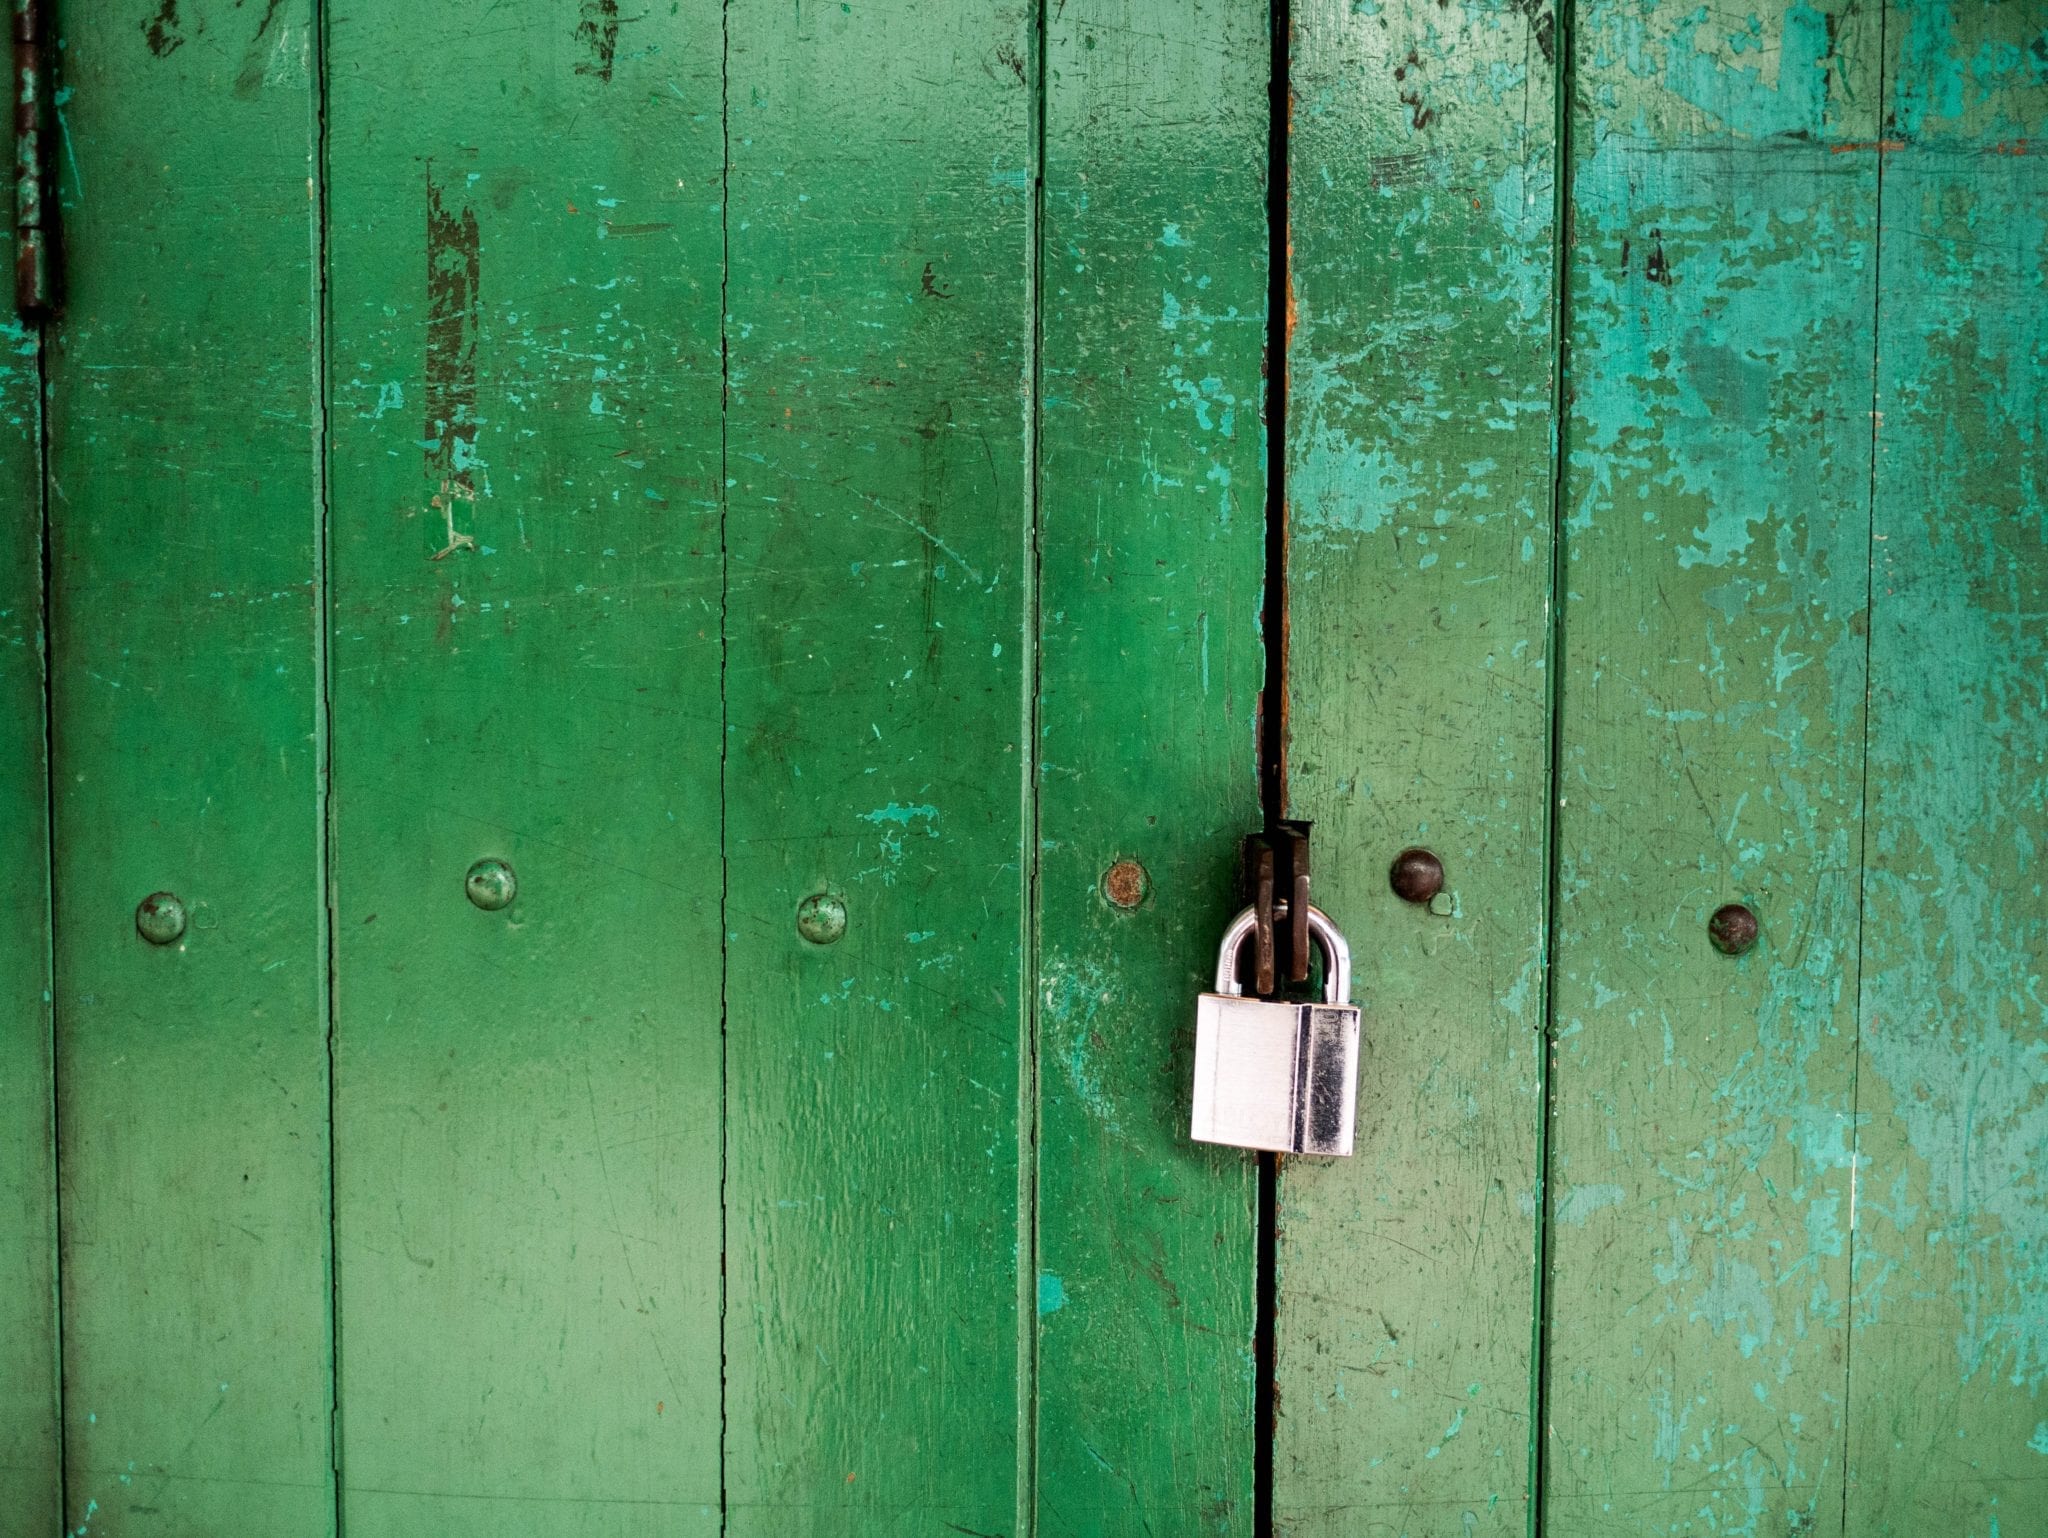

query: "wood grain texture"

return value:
[1275, 1, 1559, 1531]
[42, 3, 334, 1531]
[1034, 0, 1269, 1530]
[1844, 5, 2047, 1532]
[323, 3, 726, 1532]
[0, 207, 58, 1537]
[1541, 3, 1880, 1530]
[719, 4, 1033, 1532]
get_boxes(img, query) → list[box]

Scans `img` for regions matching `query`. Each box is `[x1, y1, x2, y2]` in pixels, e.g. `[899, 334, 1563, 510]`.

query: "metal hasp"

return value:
[1190, 904, 1362, 1157]
[12, 0, 55, 317]
[1239, 817, 1313, 996]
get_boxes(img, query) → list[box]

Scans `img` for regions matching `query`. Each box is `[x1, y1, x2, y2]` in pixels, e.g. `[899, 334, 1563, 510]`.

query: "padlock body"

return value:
[1190, 994, 1361, 1156]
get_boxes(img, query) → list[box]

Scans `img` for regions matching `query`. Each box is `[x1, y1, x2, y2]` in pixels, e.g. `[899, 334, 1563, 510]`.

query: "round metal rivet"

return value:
[1389, 847, 1445, 905]
[135, 891, 187, 946]
[796, 892, 847, 945]
[1709, 902, 1759, 956]
[1101, 858, 1149, 910]
[465, 858, 517, 912]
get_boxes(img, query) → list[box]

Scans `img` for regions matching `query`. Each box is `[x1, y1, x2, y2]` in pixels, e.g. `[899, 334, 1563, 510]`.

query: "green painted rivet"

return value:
[135, 891, 187, 946]
[796, 892, 847, 945]
[465, 858, 517, 912]
[1708, 902, 1759, 956]
[1101, 858, 1148, 910]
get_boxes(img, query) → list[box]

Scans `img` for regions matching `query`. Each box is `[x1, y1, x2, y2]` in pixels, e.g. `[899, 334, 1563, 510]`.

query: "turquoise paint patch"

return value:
[858, 802, 937, 826]
[1689, 1257, 1775, 1359]
[1037, 1272, 1067, 1315]
[1555, 1182, 1627, 1226]
[1611, 0, 1832, 139]
[1042, 960, 1124, 1136]
[1891, 1, 1967, 136]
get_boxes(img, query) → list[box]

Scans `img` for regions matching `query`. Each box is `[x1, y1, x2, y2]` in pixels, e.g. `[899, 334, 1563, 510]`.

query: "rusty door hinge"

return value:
[13, 0, 57, 318]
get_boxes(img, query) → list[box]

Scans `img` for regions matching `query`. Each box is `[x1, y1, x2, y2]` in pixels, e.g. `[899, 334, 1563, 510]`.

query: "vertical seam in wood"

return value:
[716, 0, 732, 1527]
[1841, 4, 1889, 1529]
[32, 144, 65, 1538]
[1260, 0, 1291, 833]
[1529, 1, 1576, 1531]
[311, 0, 342, 1526]
[1019, 2, 1046, 1531]
[1256, 4, 1288, 1529]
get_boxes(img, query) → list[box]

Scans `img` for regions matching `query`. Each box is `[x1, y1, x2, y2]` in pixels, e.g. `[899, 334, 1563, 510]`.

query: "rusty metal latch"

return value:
[1237, 818, 1313, 998]
[12, 0, 56, 318]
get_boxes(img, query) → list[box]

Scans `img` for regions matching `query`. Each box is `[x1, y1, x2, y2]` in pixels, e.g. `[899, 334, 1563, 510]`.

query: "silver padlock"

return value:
[1190, 905, 1361, 1156]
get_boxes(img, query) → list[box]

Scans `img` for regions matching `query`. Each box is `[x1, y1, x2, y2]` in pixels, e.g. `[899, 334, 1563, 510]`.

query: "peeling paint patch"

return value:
[575, 0, 622, 83]
[424, 169, 483, 560]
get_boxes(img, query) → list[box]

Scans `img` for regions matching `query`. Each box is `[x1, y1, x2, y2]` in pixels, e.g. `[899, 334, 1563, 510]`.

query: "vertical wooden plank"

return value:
[1273, 1, 1558, 1529]
[42, 2, 333, 1530]
[1541, 3, 1879, 1531]
[323, 2, 725, 1531]
[719, 6, 1032, 1532]
[0, 213, 58, 1534]
[1846, 6, 2047, 1531]
[1034, 0, 1269, 1531]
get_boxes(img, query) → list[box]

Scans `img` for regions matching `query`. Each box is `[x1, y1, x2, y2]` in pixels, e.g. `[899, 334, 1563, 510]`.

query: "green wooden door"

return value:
[3, 3, 2042, 1537]
[1276, 2, 2047, 1534]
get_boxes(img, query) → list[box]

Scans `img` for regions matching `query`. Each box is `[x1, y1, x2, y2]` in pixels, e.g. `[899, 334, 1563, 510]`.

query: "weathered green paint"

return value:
[0, 187, 58, 1536]
[324, 1, 725, 1529]
[1276, 0, 1559, 1530]
[43, 3, 335, 1530]
[1035, 0, 1269, 1529]
[1543, 1, 1880, 1529]
[12, 4, 2047, 1531]
[1846, 6, 2047, 1532]
[719, 4, 1034, 1532]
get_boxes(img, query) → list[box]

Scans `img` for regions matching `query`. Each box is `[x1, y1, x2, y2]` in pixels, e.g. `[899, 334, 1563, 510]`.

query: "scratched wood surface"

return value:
[323, 2, 726, 1532]
[0, 203, 58, 1534]
[40, 3, 336, 1532]
[15, 4, 2048, 1532]
[1034, 0, 1269, 1530]
[1844, 6, 2047, 1532]
[1541, 2, 1880, 1530]
[718, 3, 1035, 1533]
[1275, 0, 1559, 1531]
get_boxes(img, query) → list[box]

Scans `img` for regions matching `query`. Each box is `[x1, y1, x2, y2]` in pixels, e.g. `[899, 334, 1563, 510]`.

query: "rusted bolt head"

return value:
[796, 891, 847, 945]
[1389, 847, 1445, 905]
[1708, 902, 1759, 956]
[1101, 858, 1149, 910]
[135, 891, 187, 946]
[465, 858, 517, 912]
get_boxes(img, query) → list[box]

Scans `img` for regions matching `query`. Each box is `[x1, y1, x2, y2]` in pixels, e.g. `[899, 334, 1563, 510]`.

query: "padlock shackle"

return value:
[1214, 904, 1351, 1004]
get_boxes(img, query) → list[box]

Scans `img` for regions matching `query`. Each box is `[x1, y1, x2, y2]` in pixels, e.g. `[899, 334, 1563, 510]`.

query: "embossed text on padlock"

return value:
[1190, 905, 1361, 1157]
